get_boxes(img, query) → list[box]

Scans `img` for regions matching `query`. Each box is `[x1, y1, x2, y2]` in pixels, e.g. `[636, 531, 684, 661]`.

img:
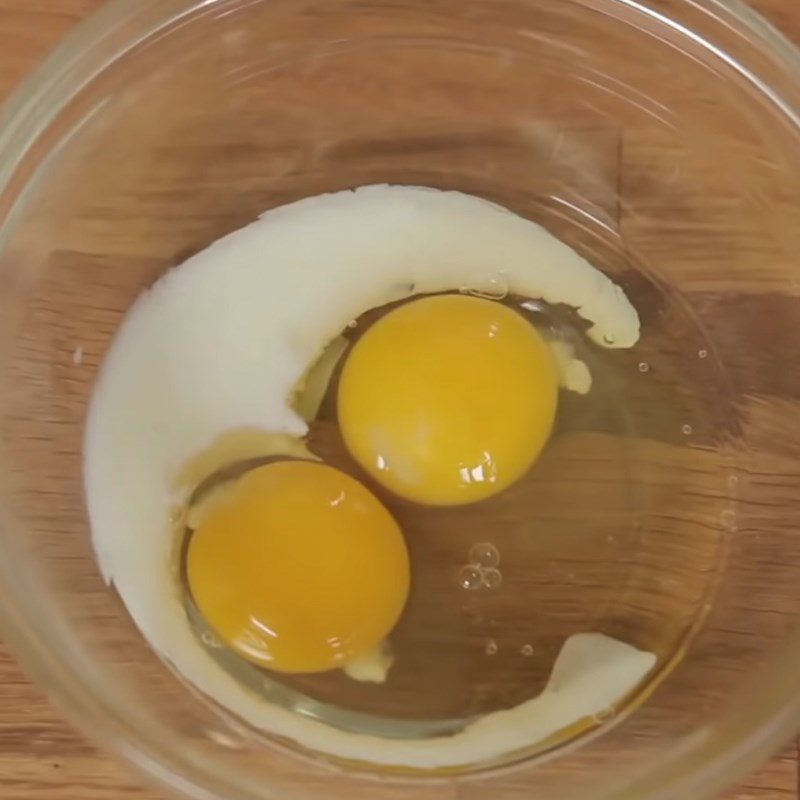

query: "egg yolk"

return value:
[337, 294, 558, 505]
[186, 461, 409, 674]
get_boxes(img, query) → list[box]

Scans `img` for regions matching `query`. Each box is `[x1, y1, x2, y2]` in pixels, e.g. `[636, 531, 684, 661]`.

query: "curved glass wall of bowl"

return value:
[1, 1, 800, 800]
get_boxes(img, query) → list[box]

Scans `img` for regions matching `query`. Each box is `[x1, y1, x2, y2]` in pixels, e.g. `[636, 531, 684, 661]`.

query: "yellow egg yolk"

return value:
[337, 294, 558, 505]
[186, 461, 409, 674]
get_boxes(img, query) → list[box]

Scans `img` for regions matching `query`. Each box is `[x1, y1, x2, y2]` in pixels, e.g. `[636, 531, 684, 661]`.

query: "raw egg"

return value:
[87, 185, 644, 766]
[338, 294, 558, 505]
[186, 460, 409, 673]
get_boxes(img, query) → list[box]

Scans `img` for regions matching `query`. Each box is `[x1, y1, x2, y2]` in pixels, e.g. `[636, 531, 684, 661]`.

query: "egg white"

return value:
[85, 185, 651, 768]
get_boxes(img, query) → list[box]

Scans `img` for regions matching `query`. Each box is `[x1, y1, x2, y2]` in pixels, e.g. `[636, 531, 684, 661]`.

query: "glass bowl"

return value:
[2, 0, 800, 798]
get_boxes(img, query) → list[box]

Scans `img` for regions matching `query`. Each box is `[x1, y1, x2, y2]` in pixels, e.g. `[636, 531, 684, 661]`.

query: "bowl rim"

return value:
[2, 1, 800, 799]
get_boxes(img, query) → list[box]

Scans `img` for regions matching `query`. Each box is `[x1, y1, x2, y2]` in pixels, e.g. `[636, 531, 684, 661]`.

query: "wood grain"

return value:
[0, 1, 799, 799]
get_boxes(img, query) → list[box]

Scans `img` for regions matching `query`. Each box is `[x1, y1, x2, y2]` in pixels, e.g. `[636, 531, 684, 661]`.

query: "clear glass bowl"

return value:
[2, 0, 800, 798]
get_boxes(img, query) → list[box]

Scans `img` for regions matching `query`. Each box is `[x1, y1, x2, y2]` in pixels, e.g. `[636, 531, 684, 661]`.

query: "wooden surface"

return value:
[1, 1, 800, 799]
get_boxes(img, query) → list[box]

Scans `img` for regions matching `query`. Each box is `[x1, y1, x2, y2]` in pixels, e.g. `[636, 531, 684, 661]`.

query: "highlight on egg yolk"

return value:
[337, 294, 558, 505]
[186, 461, 409, 674]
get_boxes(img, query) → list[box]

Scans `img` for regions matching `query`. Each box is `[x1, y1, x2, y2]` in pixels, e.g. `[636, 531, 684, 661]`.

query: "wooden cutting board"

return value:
[0, 1, 798, 798]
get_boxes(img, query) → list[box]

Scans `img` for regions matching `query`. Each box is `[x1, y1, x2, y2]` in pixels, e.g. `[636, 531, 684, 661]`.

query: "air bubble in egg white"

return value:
[698, 349, 708, 359]
[603, 334, 616, 345]
[521, 299, 545, 314]
[201, 631, 223, 649]
[458, 565, 483, 590]
[682, 424, 693, 436]
[485, 639, 498, 656]
[521, 644, 534, 657]
[347, 320, 358, 329]
[637, 361, 650, 373]
[482, 567, 503, 589]
[469, 542, 500, 568]
[468, 275, 509, 301]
